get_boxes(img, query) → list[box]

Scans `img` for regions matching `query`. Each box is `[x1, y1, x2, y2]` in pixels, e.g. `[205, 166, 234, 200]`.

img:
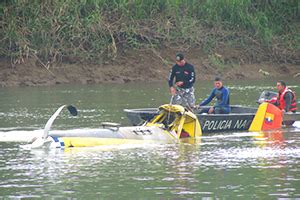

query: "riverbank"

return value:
[0, 47, 299, 87]
[1, 1, 299, 87]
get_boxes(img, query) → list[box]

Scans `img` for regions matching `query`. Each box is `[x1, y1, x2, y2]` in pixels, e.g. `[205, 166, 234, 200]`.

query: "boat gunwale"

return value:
[124, 105, 258, 115]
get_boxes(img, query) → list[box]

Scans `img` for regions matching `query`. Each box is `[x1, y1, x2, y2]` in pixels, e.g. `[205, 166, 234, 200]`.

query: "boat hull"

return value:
[124, 105, 300, 133]
[198, 113, 254, 133]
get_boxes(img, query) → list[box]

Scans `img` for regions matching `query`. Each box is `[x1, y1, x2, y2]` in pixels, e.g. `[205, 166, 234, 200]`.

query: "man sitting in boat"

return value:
[168, 53, 196, 109]
[197, 77, 230, 114]
[267, 80, 297, 113]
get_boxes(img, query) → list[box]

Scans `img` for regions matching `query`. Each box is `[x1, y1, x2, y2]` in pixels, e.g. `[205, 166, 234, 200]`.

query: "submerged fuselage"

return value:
[27, 104, 202, 149]
[48, 126, 178, 148]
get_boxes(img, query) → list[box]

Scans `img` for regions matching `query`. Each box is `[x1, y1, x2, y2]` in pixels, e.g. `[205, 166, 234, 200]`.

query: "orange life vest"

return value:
[277, 87, 297, 112]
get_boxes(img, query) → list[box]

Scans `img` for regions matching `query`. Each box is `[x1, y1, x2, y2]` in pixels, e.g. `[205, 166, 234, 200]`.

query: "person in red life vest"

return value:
[273, 81, 297, 113]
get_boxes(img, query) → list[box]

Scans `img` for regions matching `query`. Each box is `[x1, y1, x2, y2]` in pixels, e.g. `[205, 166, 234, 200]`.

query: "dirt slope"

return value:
[0, 48, 299, 87]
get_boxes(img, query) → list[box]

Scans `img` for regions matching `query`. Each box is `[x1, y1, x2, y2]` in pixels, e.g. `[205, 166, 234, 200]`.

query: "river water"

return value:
[0, 78, 299, 199]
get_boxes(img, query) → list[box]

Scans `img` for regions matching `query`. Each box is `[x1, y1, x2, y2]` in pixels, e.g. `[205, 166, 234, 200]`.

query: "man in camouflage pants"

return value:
[172, 87, 195, 109]
[168, 53, 196, 109]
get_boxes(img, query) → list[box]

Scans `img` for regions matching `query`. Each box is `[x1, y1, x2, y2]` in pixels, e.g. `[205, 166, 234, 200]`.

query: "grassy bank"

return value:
[1, 0, 299, 65]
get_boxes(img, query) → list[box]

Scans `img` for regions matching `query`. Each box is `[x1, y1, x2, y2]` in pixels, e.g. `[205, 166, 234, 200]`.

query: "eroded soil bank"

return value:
[0, 48, 299, 87]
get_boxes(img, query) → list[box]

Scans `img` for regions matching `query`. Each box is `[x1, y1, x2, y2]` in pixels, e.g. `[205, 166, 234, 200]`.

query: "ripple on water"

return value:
[0, 129, 300, 198]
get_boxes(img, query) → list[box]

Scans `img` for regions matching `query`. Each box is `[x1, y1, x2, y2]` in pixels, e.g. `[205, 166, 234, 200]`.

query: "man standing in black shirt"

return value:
[168, 53, 196, 108]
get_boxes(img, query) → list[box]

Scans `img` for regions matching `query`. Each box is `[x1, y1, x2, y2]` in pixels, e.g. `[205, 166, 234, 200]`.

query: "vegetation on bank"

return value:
[0, 0, 299, 66]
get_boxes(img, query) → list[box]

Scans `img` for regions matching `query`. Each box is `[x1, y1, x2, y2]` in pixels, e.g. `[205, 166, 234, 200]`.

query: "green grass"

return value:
[0, 0, 298, 64]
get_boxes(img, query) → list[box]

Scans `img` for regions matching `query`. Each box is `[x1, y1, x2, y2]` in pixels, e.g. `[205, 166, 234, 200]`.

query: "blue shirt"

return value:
[200, 86, 230, 109]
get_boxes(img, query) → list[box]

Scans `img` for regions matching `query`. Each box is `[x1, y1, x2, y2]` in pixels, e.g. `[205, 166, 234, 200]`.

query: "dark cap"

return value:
[176, 53, 184, 61]
[214, 76, 222, 81]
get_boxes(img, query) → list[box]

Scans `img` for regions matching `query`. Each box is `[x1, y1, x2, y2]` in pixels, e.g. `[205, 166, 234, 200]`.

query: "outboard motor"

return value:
[257, 90, 277, 104]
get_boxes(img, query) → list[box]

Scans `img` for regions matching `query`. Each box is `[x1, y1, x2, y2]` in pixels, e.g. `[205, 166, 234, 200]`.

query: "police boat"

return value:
[124, 91, 300, 133]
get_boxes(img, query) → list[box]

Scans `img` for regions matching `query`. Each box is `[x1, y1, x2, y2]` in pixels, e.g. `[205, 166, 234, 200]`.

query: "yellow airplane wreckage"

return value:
[24, 104, 202, 149]
[23, 102, 294, 149]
